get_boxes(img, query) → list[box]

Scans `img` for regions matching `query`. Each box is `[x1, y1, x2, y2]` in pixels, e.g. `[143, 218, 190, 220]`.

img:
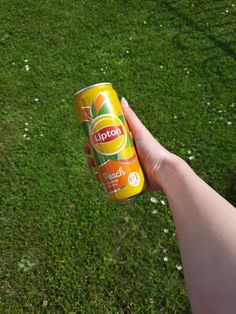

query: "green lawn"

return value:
[0, 0, 235, 312]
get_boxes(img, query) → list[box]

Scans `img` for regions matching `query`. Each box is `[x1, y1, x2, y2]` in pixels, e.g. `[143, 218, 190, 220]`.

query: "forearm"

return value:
[159, 154, 236, 314]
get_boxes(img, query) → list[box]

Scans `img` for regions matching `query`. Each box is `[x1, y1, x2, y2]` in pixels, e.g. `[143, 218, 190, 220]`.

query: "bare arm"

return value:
[159, 155, 236, 314]
[85, 98, 236, 313]
[121, 98, 236, 314]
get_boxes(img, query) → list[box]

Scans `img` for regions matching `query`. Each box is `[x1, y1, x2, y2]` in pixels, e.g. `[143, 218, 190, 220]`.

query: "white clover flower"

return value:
[174, 115, 178, 119]
[187, 149, 192, 154]
[160, 65, 164, 69]
[164, 228, 168, 233]
[150, 197, 158, 204]
[143, 21, 147, 24]
[34, 98, 39, 102]
[23, 134, 27, 138]
[227, 121, 232, 125]
[176, 265, 183, 271]
[25, 65, 30, 71]
[40, 134, 44, 137]
[24, 59, 28, 63]
[152, 209, 158, 215]
[163, 248, 167, 253]
[25, 122, 29, 126]
[124, 217, 129, 223]
[189, 156, 194, 160]
[160, 200, 166, 205]
[24, 128, 28, 132]
[163, 256, 168, 262]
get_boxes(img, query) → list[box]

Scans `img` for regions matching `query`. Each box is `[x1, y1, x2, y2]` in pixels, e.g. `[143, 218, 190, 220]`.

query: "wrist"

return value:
[157, 153, 190, 193]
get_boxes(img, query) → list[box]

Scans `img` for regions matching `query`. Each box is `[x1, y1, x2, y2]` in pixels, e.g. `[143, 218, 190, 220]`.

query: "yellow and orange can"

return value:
[74, 82, 147, 202]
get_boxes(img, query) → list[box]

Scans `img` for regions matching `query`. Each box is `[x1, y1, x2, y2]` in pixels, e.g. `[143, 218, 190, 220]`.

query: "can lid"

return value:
[74, 82, 112, 97]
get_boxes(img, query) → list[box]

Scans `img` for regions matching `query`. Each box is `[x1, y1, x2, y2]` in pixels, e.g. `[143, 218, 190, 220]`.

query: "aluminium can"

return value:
[74, 82, 147, 202]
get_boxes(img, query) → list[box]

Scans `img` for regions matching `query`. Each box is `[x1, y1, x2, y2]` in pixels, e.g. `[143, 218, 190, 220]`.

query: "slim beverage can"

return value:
[74, 82, 147, 202]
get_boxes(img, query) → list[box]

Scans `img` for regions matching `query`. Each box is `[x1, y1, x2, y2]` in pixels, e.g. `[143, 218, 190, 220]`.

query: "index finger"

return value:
[84, 145, 91, 155]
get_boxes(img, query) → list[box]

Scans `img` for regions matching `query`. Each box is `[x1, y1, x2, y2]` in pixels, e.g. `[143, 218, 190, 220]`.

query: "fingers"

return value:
[84, 144, 96, 168]
[84, 145, 91, 155]
[121, 97, 146, 139]
[84, 145, 95, 168]
[87, 157, 95, 167]
[121, 97, 160, 148]
[85, 153, 100, 182]
[94, 172, 100, 181]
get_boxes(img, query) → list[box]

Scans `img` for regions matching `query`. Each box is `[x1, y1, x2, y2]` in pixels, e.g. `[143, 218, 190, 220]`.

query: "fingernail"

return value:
[121, 97, 129, 107]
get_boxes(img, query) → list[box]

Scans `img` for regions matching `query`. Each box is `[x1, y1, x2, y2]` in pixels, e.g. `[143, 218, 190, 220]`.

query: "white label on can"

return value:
[128, 172, 140, 187]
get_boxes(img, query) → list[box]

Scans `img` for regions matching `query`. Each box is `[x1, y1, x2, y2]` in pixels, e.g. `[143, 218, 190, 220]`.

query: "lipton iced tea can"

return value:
[74, 82, 147, 202]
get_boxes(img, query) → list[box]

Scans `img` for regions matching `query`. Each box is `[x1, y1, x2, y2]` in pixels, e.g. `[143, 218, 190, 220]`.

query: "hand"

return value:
[84, 97, 176, 191]
[83, 145, 100, 182]
[120, 97, 174, 191]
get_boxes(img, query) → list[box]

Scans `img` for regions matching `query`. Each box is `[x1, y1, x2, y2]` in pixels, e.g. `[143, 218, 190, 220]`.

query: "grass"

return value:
[0, 0, 235, 312]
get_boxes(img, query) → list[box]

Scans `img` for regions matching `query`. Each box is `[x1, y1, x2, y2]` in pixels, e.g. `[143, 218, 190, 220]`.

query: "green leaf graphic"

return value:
[81, 121, 90, 138]
[91, 101, 97, 118]
[126, 133, 134, 148]
[117, 114, 125, 124]
[92, 148, 118, 166]
[109, 153, 119, 161]
[98, 103, 110, 115]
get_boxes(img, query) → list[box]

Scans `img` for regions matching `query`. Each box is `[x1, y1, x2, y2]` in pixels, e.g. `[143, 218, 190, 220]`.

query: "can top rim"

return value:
[74, 82, 112, 97]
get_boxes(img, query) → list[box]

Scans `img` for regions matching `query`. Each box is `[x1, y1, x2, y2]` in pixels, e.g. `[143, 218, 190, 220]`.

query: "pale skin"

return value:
[85, 97, 236, 314]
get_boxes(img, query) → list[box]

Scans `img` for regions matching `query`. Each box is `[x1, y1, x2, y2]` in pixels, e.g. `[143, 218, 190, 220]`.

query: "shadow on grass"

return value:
[224, 167, 236, 207]
[160, 1, 236, 61]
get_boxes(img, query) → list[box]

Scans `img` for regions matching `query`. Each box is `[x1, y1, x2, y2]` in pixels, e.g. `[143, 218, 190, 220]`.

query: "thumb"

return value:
[121, 97, 146, 139]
